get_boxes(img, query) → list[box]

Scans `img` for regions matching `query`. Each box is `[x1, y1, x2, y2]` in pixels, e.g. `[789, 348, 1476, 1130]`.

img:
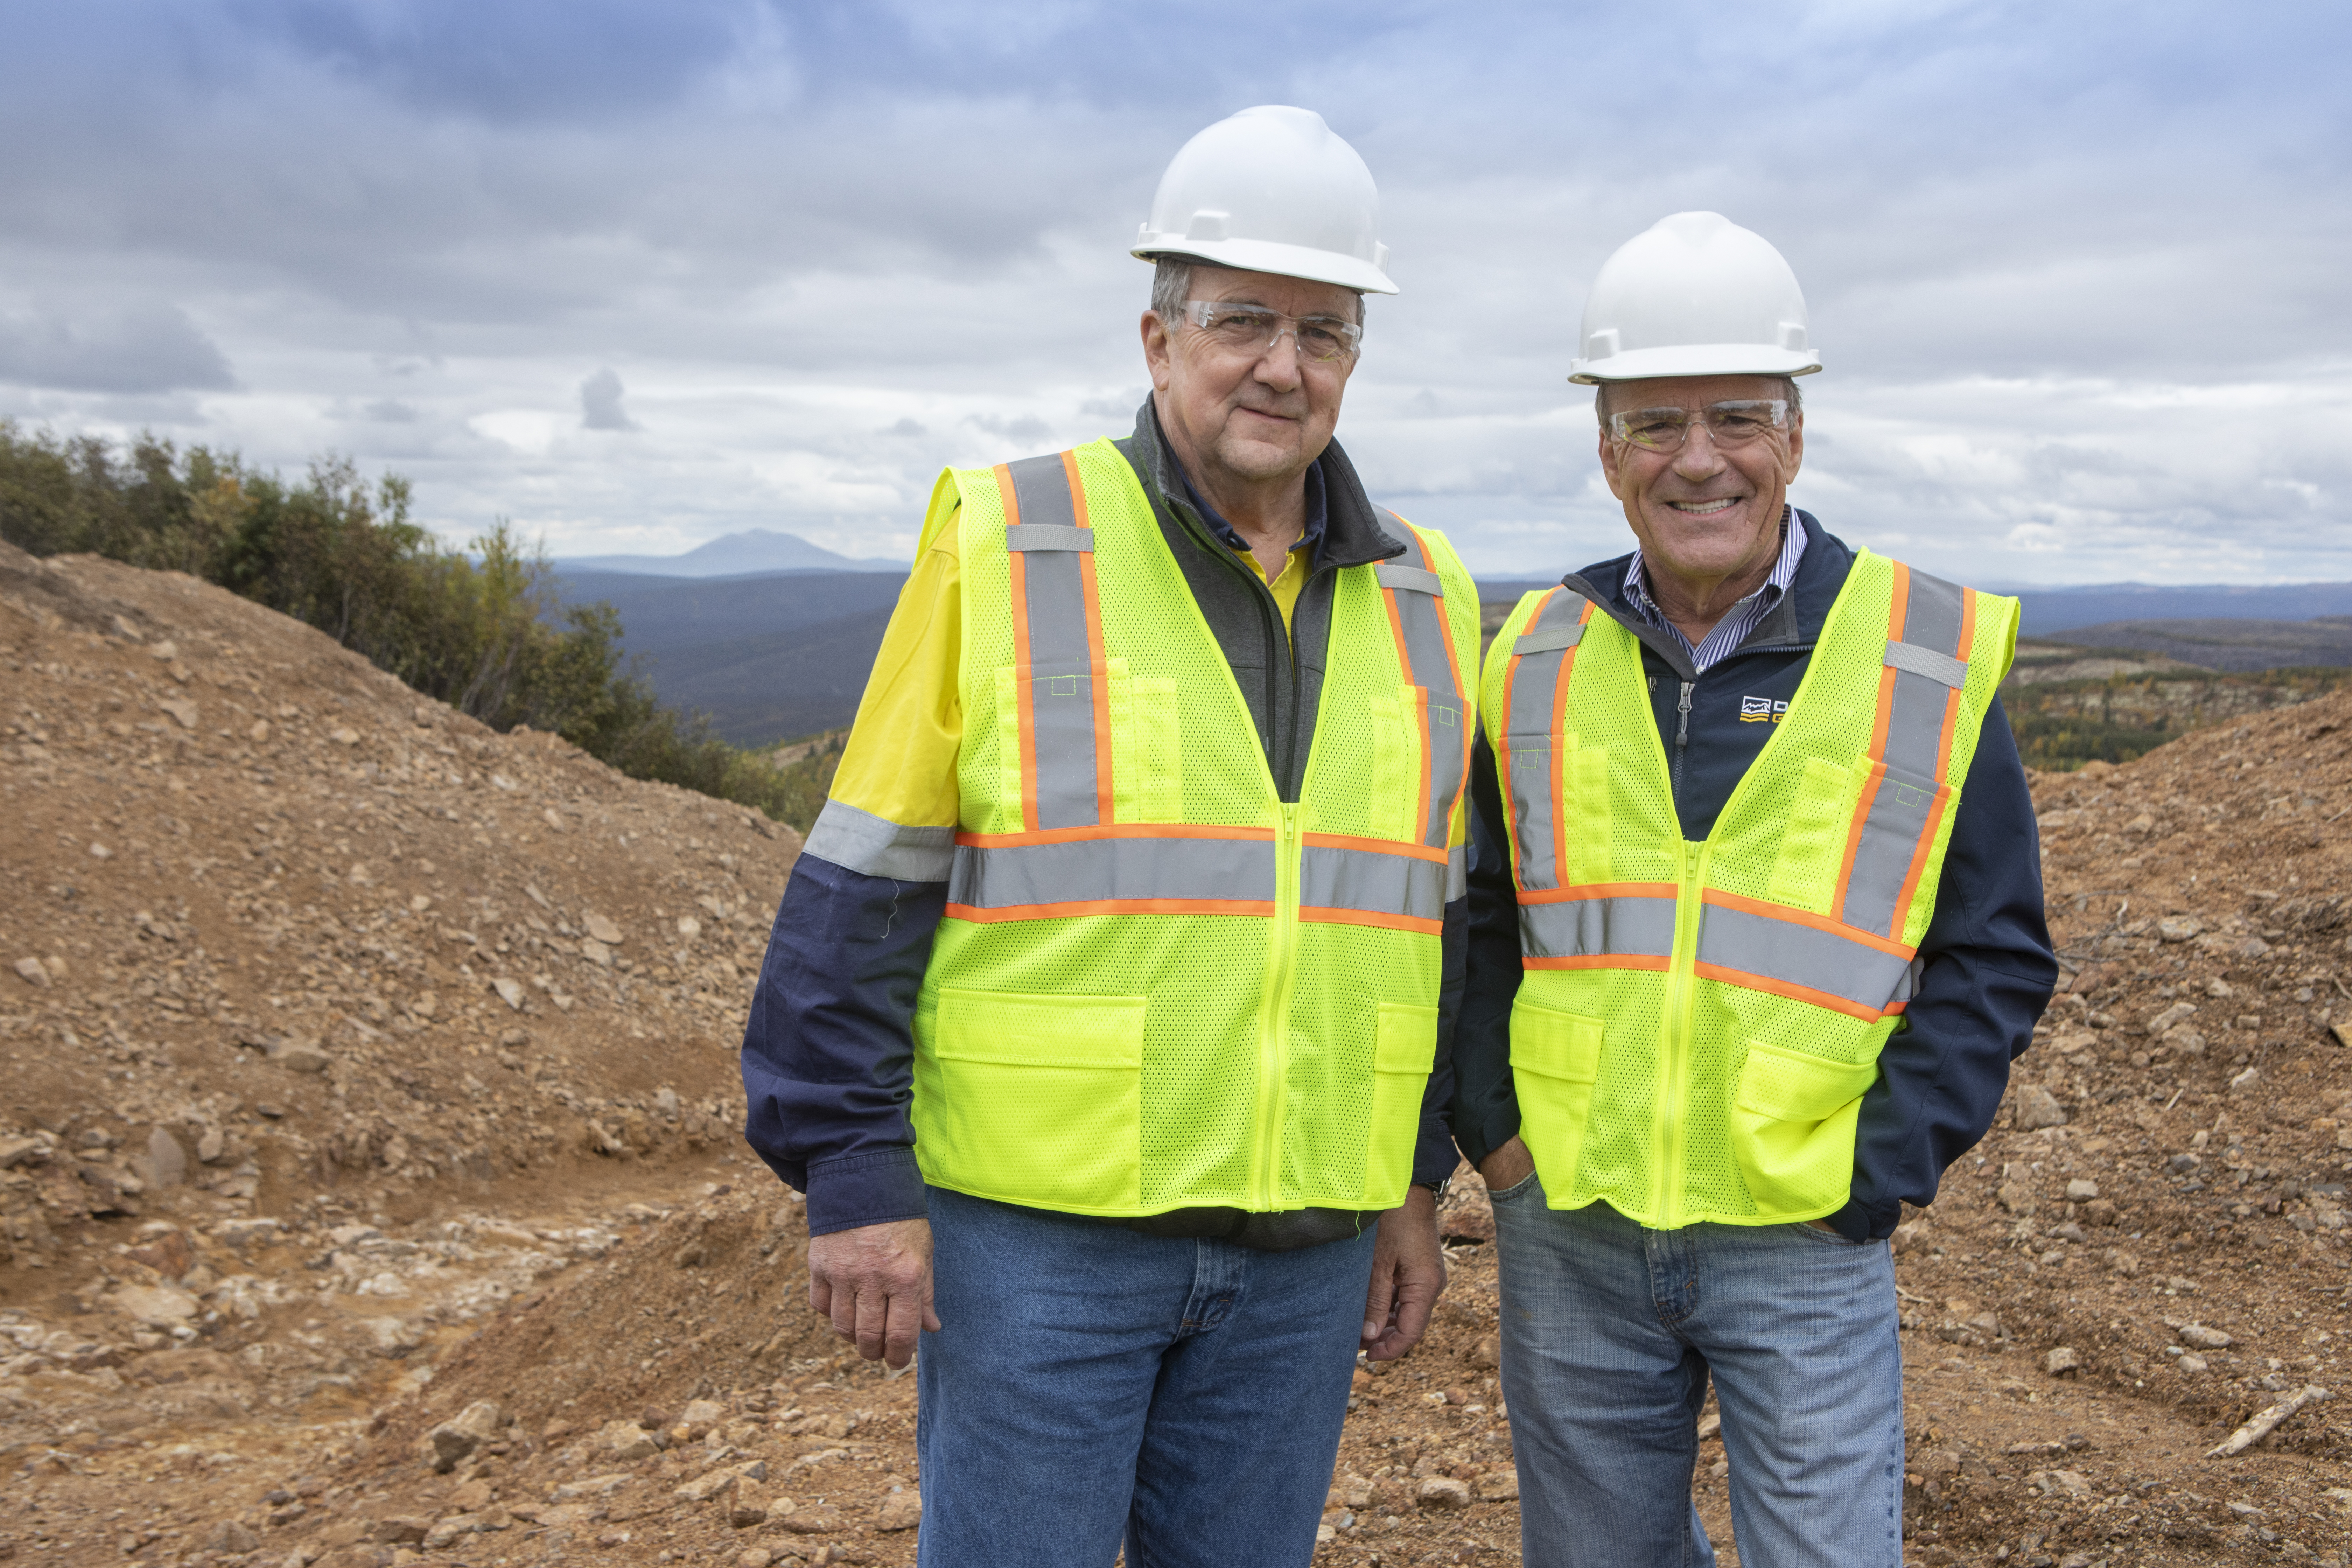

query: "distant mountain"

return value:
[557, 528, 906, 578]
[2015, 582, 2352, 636]
[2043, 617, 2352, 673]
[553, 568, 908, 660]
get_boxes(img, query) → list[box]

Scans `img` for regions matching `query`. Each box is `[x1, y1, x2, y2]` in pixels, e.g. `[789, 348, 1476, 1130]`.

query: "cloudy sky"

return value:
[3, 0, 2348, 584]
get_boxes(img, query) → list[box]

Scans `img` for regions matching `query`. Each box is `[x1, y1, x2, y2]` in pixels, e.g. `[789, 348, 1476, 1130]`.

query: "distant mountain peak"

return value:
[557, 529, 905, 578]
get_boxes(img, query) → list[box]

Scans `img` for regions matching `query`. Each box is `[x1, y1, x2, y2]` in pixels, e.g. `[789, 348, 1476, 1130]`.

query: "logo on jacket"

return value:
[1740, 695, 1788, 724]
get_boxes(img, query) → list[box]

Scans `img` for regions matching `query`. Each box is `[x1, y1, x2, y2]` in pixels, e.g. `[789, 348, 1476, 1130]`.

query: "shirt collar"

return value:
[1175, 461, 1328, 564]
[1623, 506, 1804, 633]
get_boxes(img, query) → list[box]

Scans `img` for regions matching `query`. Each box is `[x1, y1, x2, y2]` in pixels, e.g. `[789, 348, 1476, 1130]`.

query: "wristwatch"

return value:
[1416, 1175, 1452, 1205]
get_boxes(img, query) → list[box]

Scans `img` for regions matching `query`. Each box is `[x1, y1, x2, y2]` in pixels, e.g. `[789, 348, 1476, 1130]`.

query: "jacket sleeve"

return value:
[1827, 695, 2057, 1241]
[1447, 729, 1526, 1169]
[740, 516, 964, 1237]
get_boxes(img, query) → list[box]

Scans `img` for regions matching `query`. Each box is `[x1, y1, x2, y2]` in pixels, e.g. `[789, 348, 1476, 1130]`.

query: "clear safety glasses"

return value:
[1180, 300, 1363, 364]
[1608, 399, 1792, 454]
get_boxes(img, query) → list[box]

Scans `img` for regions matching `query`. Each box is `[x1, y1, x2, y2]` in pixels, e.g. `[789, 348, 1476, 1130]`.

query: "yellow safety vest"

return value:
[912, 440, 1481, 1216]
[1479, 552, 2017, 1226]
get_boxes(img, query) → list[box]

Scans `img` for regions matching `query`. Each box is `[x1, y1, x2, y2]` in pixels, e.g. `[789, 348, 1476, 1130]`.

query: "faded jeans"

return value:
[1491, 1174, 1903, 1568]
[915, 1186, 1377, 1568]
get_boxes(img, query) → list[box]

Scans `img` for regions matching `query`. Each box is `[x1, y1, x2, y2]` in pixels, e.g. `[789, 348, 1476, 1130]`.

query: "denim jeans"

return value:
[915, 1186, 1377, 1568]
[1490, 1175, 1903, 1568]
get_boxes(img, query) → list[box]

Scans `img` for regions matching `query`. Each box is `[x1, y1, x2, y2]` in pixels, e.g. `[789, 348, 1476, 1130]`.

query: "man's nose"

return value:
[1670, 421, 1729, 478]
[1254, 330, 1305, 389]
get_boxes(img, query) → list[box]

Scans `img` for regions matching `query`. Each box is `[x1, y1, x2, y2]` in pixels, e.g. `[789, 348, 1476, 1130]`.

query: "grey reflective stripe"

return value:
[1519, 895, 1677, 963]
[1447, 844, 1467, 903]
[1696, 901, 1916, 1014]
[803, 799, 955, 882]
[1902, 568, 1967, 654]
[1884, 638, 1967, 689]
[1376, 516, 1469, 849]
[1512, 624, 1584, 654]
[1300, 846, 1449, 924]
[1374, 563, 1443, 595]
[1006, 523, 1093, 552]
[1502, 589, 1589, 892]
[1838, 565, 1969, 936]
[1006, 453, 1101, 831]
[948, 835, 1274, 910]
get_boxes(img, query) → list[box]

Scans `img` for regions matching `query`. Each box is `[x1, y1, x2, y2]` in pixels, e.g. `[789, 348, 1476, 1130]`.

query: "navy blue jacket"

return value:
[1452, 512, 2056, 1241]
[743, 404, 1464, 1238]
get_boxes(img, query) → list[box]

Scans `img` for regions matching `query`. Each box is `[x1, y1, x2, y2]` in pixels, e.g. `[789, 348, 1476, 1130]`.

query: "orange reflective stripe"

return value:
[946, 898, 1276, 923]
[1067, 450, 1116, 826]
[1300, 907, 1444, 936]
[1522, 880, 1682, 906]
[1693, 962, 1888, 1022]
[1699, 888, 1912, 957]
[1524, 953, 1674, 973]
[1303, 831, 1448, 865]
[958, 823, 1273, 849]
[1000, 463, 1042, 832]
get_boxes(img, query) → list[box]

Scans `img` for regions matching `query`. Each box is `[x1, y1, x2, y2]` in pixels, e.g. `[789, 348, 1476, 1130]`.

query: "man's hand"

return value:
[806, 1217, 940, 1370]
[1476, 1135, 1536, 1194]
[1362, 1185, 1445, 1362]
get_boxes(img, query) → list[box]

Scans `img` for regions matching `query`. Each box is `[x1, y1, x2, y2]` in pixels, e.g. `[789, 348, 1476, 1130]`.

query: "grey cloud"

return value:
[883, 417, 927, 436]
[580, 367, 638, 431]
[361, 399, 419, 423]
[966, 413, 1054, 446]
[0, 304, 234, 393]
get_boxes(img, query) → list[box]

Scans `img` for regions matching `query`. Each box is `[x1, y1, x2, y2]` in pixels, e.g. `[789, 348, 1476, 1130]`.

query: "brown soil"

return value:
[5, 545, 2349, 1567]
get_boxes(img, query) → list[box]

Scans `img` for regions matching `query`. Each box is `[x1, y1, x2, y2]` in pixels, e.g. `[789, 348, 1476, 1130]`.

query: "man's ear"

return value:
[1141, 311, 1175, 393]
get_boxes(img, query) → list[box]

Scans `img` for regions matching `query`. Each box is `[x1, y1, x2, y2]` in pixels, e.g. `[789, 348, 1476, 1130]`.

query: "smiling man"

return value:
[1455, 213, 2055, 1567]
[738, 107, 1480, 1568]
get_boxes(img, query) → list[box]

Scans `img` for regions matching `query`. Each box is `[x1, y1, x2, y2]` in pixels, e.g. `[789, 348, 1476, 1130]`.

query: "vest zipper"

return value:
[1256, 802, 1305, 1209]
[1654, 838, 1708, 1228]
[1670, 680, 1695, 804]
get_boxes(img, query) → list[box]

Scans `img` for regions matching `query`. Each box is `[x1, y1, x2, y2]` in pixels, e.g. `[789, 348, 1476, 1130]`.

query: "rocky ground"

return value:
[2, 544, 2348, 1566]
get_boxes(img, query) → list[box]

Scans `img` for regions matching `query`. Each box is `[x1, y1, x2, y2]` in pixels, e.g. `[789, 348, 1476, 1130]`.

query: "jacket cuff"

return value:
[805, 1149, 930, 1237]
[1412, 1117, 1462, 1189]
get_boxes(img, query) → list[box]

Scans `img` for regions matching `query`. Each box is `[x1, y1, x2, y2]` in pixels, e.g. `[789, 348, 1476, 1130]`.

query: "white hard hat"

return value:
[1133, 106, 1397, 295]
[1568, 211, 1820, 383]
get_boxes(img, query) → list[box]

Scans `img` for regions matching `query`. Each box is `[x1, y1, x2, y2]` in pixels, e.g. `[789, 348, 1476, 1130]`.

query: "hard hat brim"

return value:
[1132, 234, 1398, 295]
[1568, 344, 1822, 384]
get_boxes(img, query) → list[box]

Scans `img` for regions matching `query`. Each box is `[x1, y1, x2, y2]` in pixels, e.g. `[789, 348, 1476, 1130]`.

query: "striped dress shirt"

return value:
[1623, 509, 1807, 672]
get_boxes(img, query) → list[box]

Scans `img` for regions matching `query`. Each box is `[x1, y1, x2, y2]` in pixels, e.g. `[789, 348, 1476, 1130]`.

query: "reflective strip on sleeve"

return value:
[1834, 564, 1974, 939]
[1376, 514, 1472, 851]
[1694, 892, 1918, 1021]
[1517, 883, 1679, 969]
[946, 826, 1276, 921]
[1447, 842, 1467, 903]
[1001, 451, 1114, 833]
[1499, 588, 1593, 892]
[802, 799, 956, 882]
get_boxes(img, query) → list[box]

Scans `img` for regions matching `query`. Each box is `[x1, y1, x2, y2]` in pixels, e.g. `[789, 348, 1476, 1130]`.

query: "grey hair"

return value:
[1595, 374, 1804, 424]
[1150, 255, 1367, 327]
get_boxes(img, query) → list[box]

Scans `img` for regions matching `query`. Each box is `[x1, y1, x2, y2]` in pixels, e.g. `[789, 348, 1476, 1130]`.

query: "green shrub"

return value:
[0, 422, 831, 830]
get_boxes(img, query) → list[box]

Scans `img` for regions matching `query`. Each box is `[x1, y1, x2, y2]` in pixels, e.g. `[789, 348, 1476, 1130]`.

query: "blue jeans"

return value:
[1490, 1175, 1903, 1568]
[915, 1187, 1377, 1568]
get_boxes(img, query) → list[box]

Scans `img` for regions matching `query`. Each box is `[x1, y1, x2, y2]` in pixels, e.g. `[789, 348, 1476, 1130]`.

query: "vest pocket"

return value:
[1367, 1002, 1438, 1200]
[1508, 1000, 1605, 1200]
[931, 989, 1146, 1211]
[1366, 688, 1424, 843]
[1729, 1041, 1878, 1215]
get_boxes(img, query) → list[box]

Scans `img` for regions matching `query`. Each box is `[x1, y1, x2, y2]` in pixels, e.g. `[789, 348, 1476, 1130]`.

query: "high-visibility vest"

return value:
[911, 440, 1481, 1216]
[1479, 552, 2017, 1226]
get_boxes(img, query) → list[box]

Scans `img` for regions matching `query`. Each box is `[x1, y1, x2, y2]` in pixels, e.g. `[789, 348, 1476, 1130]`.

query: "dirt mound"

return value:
[0, 541, 803, 1554]
[7, 539, 2351, 1568]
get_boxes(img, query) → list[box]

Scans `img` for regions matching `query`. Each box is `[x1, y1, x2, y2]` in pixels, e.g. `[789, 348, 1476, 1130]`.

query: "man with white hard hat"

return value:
[741, 106, 1479, 1565]
[1454, 212, 2055, 1565]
